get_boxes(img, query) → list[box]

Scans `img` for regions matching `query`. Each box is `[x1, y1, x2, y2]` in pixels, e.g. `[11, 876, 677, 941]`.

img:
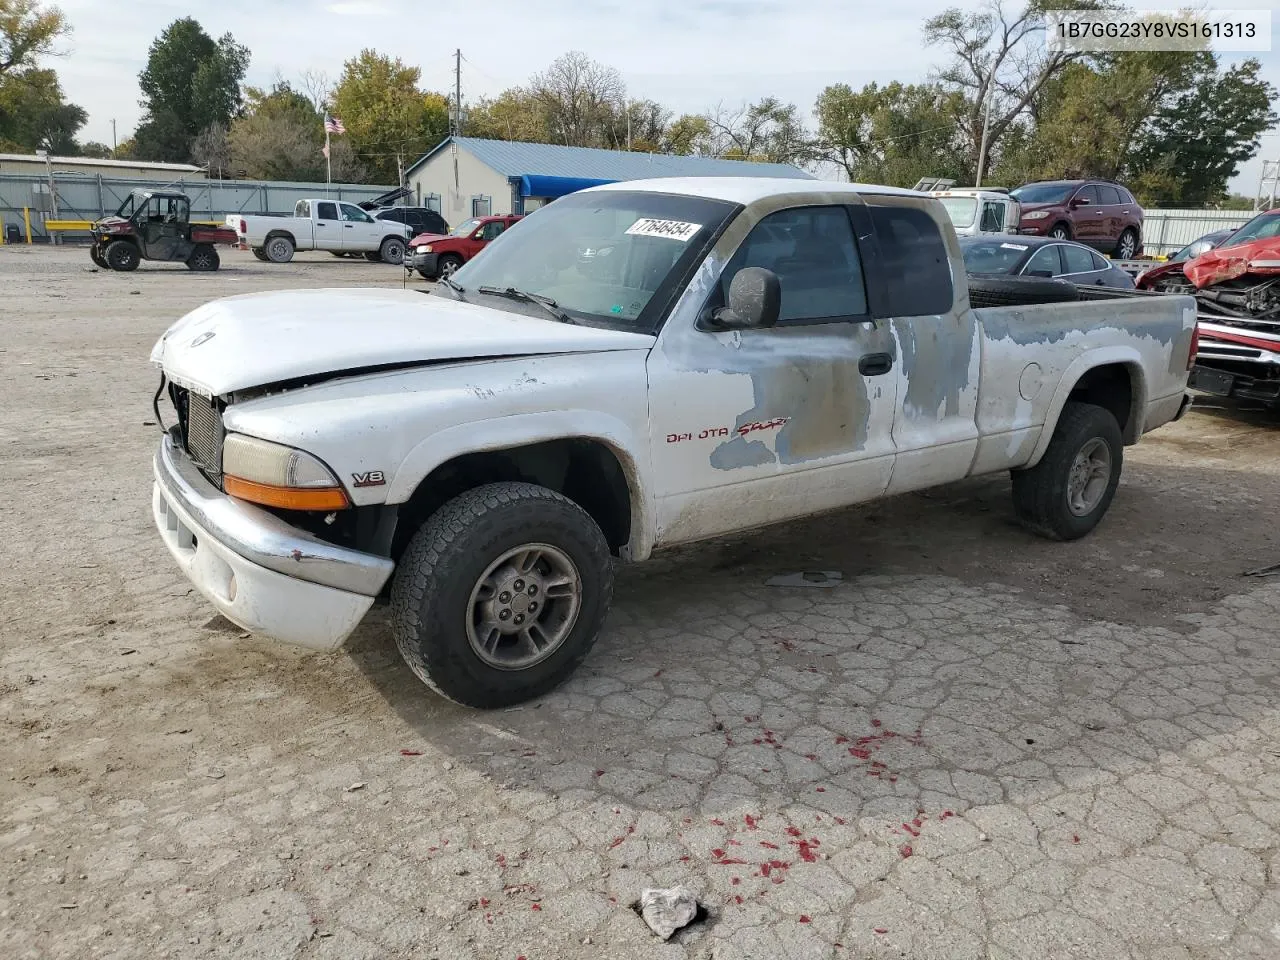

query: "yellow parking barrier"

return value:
[45, 219, 224, 232]
[24, 207, 31, 243]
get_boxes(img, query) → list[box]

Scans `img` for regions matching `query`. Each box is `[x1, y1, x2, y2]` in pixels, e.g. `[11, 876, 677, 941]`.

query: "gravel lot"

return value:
[3, 244, 1280, 960]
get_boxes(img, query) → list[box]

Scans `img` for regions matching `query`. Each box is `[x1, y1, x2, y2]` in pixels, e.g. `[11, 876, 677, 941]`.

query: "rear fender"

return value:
[1025, 347, 1147, 467]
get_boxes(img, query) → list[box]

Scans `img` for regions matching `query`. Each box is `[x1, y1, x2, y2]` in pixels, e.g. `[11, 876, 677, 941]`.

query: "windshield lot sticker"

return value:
[1000, 242, 1028, 251]
[627, 218, 702, 242]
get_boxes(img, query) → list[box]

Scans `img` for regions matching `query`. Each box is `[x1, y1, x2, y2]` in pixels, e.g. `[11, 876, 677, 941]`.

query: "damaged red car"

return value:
[1138, 209, 1280, 408]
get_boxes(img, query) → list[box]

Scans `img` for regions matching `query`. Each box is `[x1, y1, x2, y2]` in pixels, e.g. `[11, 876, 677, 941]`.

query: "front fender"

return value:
[386, 410, 657, 560]
[1025, 346, 1147, 468]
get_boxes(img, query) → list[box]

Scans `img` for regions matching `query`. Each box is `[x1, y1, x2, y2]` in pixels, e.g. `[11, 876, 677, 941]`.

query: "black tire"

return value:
[104, 240, 140, 272]
[966, 275, 1080, 309]
[185, 244, 219, 271]
[264, 234, 294, 263]
[1049, 223, 1072, 241]
[391, 482, 614, 709]
[379, 236, 407, 265]
[89, 245, 108, 269]
[330, 251, 347, 257]
[1011, 401, 1123, 541]
[1114, 228, 1138, 260]
[251, 247, 269, 262]
[364, 250, 383, 262]
[437, 254, 463, 279]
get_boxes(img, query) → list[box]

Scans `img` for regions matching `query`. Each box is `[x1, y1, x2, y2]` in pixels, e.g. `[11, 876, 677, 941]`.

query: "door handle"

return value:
[859, 353, 894, 376]
[343, 224, 354, 229]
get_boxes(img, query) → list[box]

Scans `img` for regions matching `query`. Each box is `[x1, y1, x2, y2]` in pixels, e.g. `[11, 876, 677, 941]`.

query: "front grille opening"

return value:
[169, 383, 225, 488]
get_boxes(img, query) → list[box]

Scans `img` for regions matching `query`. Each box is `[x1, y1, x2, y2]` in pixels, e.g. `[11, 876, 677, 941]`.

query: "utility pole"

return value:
[38, 149, 58, 245]
[1257, 159, 1280, 210]
[454, 49, 463, 137]
[111, 119, 117, 155]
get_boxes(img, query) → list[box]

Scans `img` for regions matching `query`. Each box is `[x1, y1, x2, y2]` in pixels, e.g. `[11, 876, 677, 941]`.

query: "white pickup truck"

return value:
[231, 198, 410, 265]
[152, 178, 1196, 708]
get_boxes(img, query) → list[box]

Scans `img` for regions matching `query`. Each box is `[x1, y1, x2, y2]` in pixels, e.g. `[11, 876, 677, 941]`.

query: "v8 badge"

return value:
[352, 470, 385, 488]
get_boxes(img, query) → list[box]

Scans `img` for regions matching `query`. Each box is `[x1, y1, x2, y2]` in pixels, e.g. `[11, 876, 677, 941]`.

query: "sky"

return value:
[45, 0, 1280, 196]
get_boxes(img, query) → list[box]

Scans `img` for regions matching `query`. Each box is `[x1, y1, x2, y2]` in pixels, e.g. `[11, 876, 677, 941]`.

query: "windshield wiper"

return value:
[437, 275, 468, 299]
[477, 286, 575, 324]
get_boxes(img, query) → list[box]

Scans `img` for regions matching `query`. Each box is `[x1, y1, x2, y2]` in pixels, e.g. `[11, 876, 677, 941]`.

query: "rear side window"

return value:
[1117, 187, 1135, 205]
[379, 208, 405, 223]
[426, 213, 448, 233]
[315, 202, 338, 220]
[1062, 244, 1096, 274]
[1090, 251, 1110, 270]
[868, 204, 953, 315]
[723, 205, 868, 323]
[1096, 185, 1122, 205]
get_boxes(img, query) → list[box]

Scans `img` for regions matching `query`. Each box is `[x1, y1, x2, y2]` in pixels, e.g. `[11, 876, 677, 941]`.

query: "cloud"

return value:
[325, 1, 390, 14]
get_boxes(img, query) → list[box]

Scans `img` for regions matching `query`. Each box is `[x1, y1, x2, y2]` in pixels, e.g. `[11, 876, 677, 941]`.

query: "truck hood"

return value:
[150, 287, 655, 396]
[408, 232, 450, 248]
[1182, 236, 1280, 288]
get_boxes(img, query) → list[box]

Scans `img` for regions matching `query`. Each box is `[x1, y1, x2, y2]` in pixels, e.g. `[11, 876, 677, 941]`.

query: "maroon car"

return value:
[1010, 180, 1143, 260]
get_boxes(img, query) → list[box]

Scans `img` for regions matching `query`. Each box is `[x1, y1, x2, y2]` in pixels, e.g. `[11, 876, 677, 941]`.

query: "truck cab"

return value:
[408, 214, 523, 280]
[931, 188, 1021, 237]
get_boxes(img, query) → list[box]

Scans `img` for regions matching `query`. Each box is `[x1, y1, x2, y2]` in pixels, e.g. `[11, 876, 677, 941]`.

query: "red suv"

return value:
[408, 214, 523, 280]
[1010, 180, 1143, 260]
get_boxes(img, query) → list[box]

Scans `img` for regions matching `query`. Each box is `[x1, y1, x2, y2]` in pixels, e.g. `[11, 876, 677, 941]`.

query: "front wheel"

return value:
[437, 254, 463, 279]
[1011, 401, 1123, 540]
[379, 236, 407, 265]
[391, 482, 614, 709]
[104, 240, 140, 272]
[1049, 223, 1071, 241]
[1115, 229, 1138, 260]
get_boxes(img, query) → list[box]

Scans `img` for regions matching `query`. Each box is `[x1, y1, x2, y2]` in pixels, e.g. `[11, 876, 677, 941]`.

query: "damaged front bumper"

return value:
[152, 431, 394, 651]
[1190, 321, 1280, 407]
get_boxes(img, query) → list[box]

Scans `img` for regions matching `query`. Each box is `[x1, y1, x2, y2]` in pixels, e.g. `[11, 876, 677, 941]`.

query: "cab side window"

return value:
[340, 203, 373, 223]
[867, 204, 954, 315]
[315, 202, 338, 220]
[720, 205, 868, 324]
[481, 220, 507, 241]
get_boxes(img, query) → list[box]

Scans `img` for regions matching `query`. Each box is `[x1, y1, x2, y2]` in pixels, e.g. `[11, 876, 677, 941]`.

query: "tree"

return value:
[134, 18, 249, 162]
[332, 49, 449, 182]
[78, 140, 111, 158]
[663, 114, 710, 156]
[1132, 59, 1277, 204]
[190, 121, 230, 177]
[0, 0, 66, 78]
[924, 0, 1096, 179]
[529, 51, 625, 148]
[703, 98, 812, 165]
[465, 88, 549, 143]
[0, 65, 84, 151]
[228, 81, 365, 182]
[815, 81, 969, 185]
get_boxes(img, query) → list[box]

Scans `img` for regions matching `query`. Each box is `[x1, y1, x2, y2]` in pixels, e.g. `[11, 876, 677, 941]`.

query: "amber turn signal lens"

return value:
[223, 475, 350, 511]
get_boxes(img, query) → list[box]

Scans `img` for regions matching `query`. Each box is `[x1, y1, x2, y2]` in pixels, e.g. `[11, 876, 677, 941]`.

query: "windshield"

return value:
[446, 190, 738, 332]
[938, 197, 977, 227]
[451, 218, 481, 237]
[1220, 212, 1280, 248]
[959, 238, 1029, 274]
[1010, 183, 1074, 205]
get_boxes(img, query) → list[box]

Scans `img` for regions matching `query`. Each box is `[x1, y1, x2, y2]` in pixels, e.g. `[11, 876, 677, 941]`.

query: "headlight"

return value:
[419, 244, 432, 253]
[221, 434, 349, 511]
[1022, 211, 1051, 221]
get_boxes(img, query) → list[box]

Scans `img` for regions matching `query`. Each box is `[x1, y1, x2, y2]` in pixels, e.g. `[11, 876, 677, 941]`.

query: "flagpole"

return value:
[326, 126, 332, 195]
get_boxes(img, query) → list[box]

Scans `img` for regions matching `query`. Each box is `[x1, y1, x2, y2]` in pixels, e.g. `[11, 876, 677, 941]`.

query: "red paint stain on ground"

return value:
[1073, 835, 1080, 843]
[710, 818, 725, 826]
[760, 841, 780, 850]
[399, 749, 422, 756]
[899, 844, 913, 858]
[744, 814, 760, 830]
[786, 827, 802, 837]
[734, 894, 743, 904]
[593, 770, 604, 777]
[816, 787, 826, 792]
[871, 719, 882, 727]
[531, 904, 541, 911]
[799, 915, 811, 923]
[608, 836, 624, 850]
[731, 877, 740, 885]
[794, 839, 819, 863]
[874, 928, 888, 934]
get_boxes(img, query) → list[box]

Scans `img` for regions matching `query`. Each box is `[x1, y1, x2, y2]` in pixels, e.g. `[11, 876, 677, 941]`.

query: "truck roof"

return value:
[587, 177, 923, 205]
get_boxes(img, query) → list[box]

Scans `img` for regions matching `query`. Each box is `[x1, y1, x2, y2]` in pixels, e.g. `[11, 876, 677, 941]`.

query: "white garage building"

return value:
[403, 137, 812, 222]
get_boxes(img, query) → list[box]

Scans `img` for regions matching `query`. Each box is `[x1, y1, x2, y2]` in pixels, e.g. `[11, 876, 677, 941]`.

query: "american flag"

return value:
[324, 113, 345, 134]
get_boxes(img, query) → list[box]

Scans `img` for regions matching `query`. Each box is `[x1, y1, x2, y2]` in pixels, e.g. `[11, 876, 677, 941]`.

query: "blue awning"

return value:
[518, 174, 616, 198]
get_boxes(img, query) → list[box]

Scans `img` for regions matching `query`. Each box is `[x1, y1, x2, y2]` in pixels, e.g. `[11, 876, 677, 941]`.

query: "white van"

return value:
[930, 188, 1021, 237]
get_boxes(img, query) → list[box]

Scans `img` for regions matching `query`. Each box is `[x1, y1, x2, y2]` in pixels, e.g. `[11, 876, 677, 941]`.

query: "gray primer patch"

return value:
[709, 437, 775, 469]
[895, 317, 976, 420]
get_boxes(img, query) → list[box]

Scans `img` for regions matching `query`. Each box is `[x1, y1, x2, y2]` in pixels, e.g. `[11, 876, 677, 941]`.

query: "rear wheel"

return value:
[89, 245, 108, 269]
[264, 235, 294, 263]
[379, 236, 407, 265]
[1012, 401, 1123, 540]
[391, 482, 613, 708]
[104, 240, 140, 272]
[185, 244, 219, 271]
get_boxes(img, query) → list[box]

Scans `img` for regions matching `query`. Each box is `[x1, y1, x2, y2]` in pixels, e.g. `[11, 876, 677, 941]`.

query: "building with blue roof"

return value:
[403, 136, 813, 221]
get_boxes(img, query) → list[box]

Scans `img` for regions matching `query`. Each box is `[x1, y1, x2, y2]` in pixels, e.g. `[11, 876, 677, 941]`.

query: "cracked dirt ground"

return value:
[3, 246, 1280, 960]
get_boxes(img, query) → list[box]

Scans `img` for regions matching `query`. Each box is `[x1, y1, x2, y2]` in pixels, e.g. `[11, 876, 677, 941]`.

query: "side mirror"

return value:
[1073, 197, 1091, 207]
[712, 267, 781, 330]
[473, 231, 486, 241]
